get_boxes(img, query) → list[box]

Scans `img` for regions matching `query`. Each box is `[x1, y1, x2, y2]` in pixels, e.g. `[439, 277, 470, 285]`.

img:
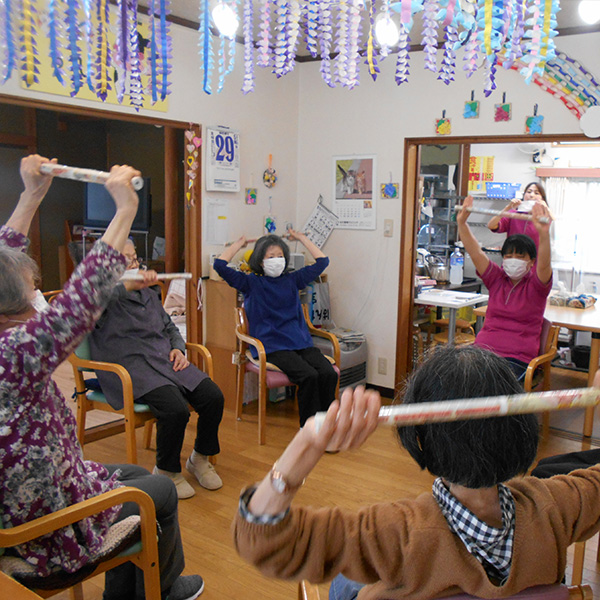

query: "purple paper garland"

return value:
[317, 0, 334, 87]
[115, 0, 129, 103]
[128, 0, 143, 110]
[0, 0, 17, 83]
[94, 0, 112, 101]
[48, 0, 65, 85]
[242, 0, 255, 94]
[421, 0, 438, 72]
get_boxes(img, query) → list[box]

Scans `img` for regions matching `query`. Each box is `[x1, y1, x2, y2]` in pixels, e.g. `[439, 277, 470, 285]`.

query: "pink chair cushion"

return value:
[245, 362, 340, 390]
[446, 584, 569, 600]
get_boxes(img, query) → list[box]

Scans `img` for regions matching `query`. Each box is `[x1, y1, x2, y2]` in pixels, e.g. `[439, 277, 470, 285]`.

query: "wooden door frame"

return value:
[395, 131, 593, 389]
[0, 93, 203, 342]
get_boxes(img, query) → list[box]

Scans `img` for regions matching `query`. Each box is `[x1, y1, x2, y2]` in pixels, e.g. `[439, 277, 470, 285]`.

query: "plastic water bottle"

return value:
[450, 246, 464, 285]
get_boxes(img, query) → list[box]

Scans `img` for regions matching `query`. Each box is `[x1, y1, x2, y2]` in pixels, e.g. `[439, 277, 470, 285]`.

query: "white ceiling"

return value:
[167, 0, 598, 56]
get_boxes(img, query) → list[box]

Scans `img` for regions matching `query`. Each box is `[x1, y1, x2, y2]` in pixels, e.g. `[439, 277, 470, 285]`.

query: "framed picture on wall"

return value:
[332, 155, 376, 230]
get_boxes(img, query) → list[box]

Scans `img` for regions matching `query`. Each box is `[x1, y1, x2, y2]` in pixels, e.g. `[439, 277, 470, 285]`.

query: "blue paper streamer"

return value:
[48, 0, 64, 84]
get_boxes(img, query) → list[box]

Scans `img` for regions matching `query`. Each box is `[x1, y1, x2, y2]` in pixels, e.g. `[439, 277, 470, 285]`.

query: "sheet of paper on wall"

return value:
[301, 196, 339, 249]
[205, 197, 230, 246]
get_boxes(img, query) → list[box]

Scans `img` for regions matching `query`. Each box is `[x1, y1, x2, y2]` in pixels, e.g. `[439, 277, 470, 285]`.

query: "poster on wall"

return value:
[332, 155, 376, 230]
[206, 127, 240, 192]
[468, 156, 495, 193]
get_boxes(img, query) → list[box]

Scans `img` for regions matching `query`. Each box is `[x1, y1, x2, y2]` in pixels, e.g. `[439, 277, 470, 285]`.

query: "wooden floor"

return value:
[48, 363, 600, 600]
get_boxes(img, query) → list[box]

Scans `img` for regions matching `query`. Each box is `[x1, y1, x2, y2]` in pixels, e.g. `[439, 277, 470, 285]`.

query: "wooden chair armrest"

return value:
[568, 585, 593, 600]
[0, 487, 155, 549]
[185, 342, 214, 379]
[308, 329, 341, 367]
[524, 349, 557, 391]
[298, 581, 321, 600]
[235, 329, 268, 364]
[0, 572, 44, 599]
[67, 355, 134, 407]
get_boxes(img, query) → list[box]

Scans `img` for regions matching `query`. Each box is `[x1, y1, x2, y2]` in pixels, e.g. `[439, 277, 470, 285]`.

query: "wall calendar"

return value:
[206, 126, 240, 192]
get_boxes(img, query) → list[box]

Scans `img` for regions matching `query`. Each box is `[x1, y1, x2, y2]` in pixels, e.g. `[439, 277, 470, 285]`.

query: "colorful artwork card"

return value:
[494, 103, 512, 122]
[463, 101, 480, 119]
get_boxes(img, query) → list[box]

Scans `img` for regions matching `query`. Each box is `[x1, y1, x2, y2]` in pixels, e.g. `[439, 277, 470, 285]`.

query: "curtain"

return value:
[545, 177, 600, 276]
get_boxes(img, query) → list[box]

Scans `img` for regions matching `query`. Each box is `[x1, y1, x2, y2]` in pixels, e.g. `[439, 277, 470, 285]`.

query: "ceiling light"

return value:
[578, 0, 600, 25]
[212, 2, 239, 38]
[375, 14, 400, 48]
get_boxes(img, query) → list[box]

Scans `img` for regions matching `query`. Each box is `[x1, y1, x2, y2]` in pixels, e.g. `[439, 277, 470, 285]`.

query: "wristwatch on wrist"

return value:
[269, 462, 305, 495]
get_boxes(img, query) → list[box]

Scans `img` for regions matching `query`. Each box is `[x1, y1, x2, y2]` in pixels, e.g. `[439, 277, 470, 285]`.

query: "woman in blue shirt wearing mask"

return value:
[214, 230, 338, 426]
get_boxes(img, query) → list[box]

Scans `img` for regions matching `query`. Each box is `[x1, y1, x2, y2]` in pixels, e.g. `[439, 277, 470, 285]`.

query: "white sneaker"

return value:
[153, 466, 196, 499]
[186, 456, 223, 490]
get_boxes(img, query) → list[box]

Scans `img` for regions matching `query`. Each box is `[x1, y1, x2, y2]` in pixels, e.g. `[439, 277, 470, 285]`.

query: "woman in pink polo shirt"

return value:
[457, 195, 552, 381]
[486, 181, 547, 251]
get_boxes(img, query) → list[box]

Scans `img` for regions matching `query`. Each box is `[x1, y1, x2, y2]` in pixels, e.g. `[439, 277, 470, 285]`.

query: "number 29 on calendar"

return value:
[206, 127, 240, 192]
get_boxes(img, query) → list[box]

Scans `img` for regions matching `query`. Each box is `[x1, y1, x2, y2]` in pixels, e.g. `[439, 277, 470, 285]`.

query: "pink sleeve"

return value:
[493, 216, 510, 234]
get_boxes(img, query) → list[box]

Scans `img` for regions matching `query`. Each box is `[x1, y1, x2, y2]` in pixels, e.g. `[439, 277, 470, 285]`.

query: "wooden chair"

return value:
[524, 319, 560, 438]
[429, 318, 476, 347]
[69, 338, 213, 464]
[234, 304, 341, 445]
[0, 487, 160, 600]
[298, 582, 592, 600]
[41, 290, 62, 303]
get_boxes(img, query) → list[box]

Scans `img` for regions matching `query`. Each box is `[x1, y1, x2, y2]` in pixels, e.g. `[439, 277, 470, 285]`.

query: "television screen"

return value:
[84, 178, 152, 231]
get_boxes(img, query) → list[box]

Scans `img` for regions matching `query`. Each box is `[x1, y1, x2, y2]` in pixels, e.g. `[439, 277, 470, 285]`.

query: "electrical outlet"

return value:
[377, 357, 387, 375]
[384, 219, 393, 237]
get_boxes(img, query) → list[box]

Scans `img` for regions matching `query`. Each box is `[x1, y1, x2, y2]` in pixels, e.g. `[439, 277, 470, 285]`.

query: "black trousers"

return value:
[531, 449, 600, 479]
[102, 464, 184, 600]
[138, 378, 224, 473]
[266, 347, 338, 426]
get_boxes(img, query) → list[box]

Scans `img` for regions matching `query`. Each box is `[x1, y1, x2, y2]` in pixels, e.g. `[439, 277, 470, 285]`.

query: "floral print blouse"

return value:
[0, 225, 126, 576]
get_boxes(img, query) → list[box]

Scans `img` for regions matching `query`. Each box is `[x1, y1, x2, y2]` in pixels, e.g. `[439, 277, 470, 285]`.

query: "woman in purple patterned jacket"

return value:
[0, 156, 203, 600]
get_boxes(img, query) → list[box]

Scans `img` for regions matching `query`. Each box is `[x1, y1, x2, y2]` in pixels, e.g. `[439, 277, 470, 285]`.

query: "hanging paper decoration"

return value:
[494, 92, 512, 121]
[421, 0, 439, 72]
[185, 129, 200, 208]
[463, 90, 479, 118]
[263, 154, 277, 188]
[114, 0, 130, 103]
[317, 0, 334, 87]
[242, 0, 255, 94]
[365, 0, 380, 82]
[148, 0, 172, 103]
[346, 0, 362, 89]
[65, 0, 83, 96]
[48, 0, 65, 85]
[520, 0, 558, 84]
[0, 0, 17, 83]
[82, 0, 95, 92]
[436, 110, 452, 135]
[257, 0, 271, 67]
[127, 0, 143, 110]
[245, 188, 257, 204]
[305, 0, 319, 58]
[395, 24, 410, 85]
[198, 0, 214, 94]
[95, 0, 111, 101]
[525, 103, 544, 134]
[20, 0, 40, 87]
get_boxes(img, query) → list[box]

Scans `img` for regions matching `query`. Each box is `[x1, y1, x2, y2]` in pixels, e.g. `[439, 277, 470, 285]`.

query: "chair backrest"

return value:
[539, 318, 559, 355]
[74, 336, 92, 361]
[235, 306, 249, 335]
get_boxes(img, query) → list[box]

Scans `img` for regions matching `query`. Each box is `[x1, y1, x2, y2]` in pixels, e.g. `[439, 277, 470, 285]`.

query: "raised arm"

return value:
[219, 236, 247, 263]
[533, 202, 552, 284]
[6, 155, 57, 236]
[487, 198, 521, 231]
[100, 165, 142, 254]
[457, 196, 490, 275]
[287, 228, 325, 259]
[247, 387, 380, 517]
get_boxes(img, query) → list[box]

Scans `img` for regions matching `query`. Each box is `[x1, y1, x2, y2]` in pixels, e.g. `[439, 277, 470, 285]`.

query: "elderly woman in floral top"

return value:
[0, 156, 203, 600]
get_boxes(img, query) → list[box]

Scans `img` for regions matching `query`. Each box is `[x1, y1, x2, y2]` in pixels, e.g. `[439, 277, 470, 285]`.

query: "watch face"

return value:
[270, 470, 287, 494]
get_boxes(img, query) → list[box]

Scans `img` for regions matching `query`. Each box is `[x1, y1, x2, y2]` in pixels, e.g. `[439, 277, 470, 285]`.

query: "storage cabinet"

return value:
[204, 280, 239, 411]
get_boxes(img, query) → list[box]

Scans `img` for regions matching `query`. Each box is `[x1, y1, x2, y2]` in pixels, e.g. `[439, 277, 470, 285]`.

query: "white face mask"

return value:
[127, 267, 140, 275]
[517, 200, 535, 213]
[31, 289, 49, 313]
[502, 258, 529, 280]
[263, 257, 286, 278]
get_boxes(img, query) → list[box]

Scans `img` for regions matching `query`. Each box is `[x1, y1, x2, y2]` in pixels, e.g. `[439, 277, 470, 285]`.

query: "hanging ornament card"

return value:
[301, 196, 339, 249]
[206, 127, 240, 192]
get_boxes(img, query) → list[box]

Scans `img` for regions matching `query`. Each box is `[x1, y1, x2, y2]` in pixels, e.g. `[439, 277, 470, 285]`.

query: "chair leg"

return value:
[236, 363, 245, 422]
[258, 374, 267, 446]
[123, 418, 138, 464]
[572, 541, 585, 586]
[76, 399, 88, 450]
[209, 455, 217, 465]
[143, 419, 155, 449]
[69, 583, 84, 600]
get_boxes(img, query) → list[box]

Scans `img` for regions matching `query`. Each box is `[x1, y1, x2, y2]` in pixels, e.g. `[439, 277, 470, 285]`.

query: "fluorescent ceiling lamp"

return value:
[578, 0, 600, 25]
[212, 2, 239, 38]
[375, 14, 400, 47]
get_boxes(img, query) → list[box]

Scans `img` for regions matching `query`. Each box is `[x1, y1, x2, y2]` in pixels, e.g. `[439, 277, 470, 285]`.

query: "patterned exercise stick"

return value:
[120, 272, 192, 281]
[40, 163, 144, 191]
[313, 388, 600, 432]
[453, 205, 550, 224]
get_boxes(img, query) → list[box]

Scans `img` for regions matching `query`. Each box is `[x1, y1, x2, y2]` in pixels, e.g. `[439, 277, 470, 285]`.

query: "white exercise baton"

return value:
[453, 205, 550, 224]
[224, 234, 292, 247]
[313, 387, 600, 432]
[120, 272, 192, 282]
[40, 163, 144, 191]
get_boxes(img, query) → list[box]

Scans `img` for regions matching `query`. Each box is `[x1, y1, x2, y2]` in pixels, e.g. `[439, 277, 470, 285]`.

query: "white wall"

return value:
[296, 33, 600, 388]
[2, 21, 599, 389]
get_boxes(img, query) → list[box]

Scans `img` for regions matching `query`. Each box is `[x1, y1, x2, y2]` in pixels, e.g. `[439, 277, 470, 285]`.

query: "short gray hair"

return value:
[0, 247, 39, 315]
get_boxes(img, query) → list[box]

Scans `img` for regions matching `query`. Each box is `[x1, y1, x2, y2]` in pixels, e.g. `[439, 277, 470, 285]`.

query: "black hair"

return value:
[523, 181, 547, 204]
[248, 234, 290, 275]
[501, 234, 537, 261]
[397, 345, 538, 488]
